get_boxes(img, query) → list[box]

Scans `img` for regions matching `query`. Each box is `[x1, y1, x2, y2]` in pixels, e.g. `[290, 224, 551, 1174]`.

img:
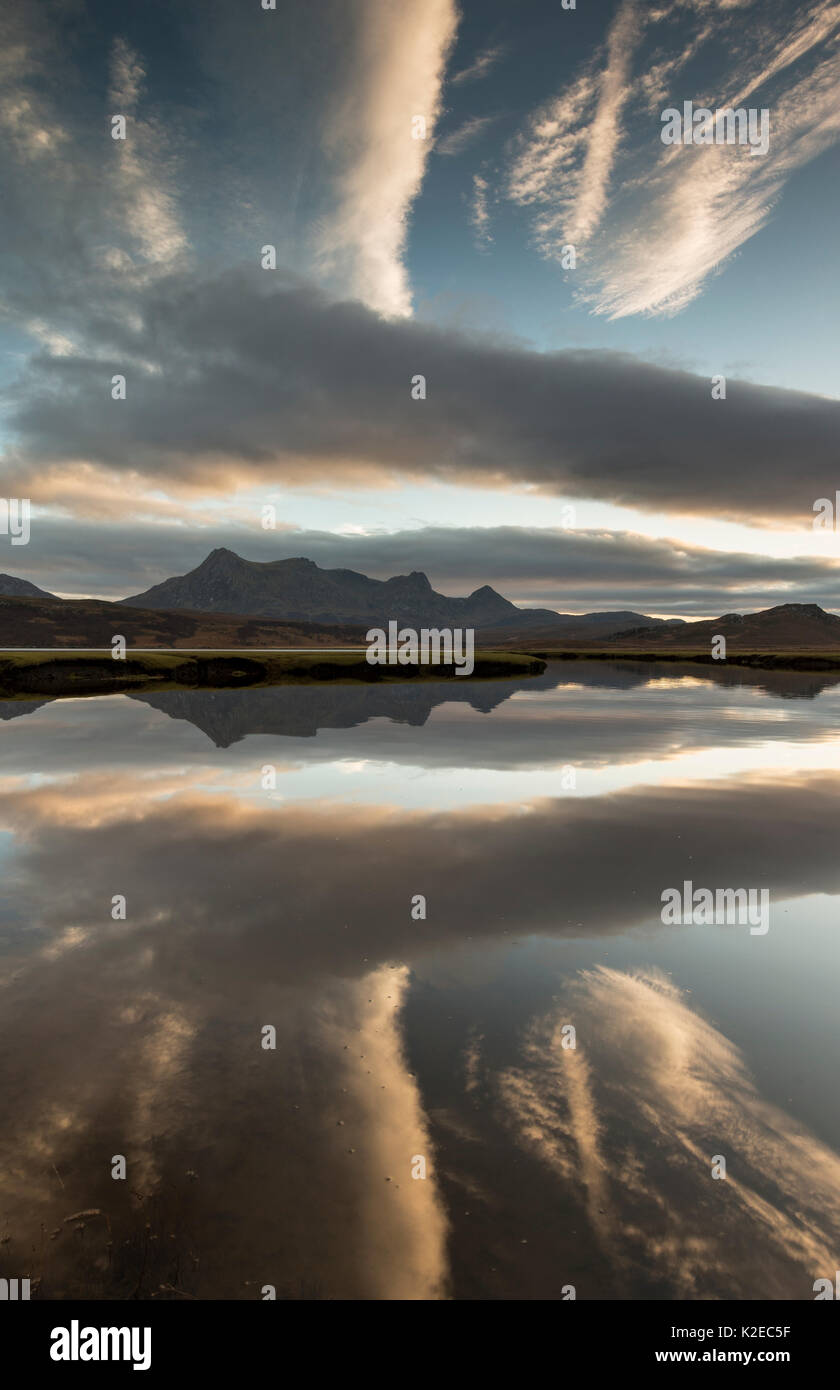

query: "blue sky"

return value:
[1, 0, 839, 615]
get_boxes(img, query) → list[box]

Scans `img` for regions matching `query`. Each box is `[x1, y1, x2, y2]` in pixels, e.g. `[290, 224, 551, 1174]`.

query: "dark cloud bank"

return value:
[5, 269, 840, 528]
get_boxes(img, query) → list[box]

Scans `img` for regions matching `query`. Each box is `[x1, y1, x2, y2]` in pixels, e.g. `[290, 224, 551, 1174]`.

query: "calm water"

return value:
[1, 660, 839, 1300]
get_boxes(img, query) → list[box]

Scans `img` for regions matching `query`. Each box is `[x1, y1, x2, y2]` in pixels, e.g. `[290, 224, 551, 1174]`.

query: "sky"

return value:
[1, 0, 839, 616]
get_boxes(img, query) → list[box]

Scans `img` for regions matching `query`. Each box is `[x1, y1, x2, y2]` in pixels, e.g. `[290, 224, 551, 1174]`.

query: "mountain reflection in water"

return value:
[0, 661, 838, 1299]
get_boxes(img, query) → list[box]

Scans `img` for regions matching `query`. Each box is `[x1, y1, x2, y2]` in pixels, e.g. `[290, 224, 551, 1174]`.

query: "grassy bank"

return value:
[0, 648, 546, 698]
[529, 648, 840, 671]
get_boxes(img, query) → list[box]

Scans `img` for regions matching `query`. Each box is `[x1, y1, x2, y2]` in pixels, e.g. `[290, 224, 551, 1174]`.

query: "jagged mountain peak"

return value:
[121, 550, 546, 628]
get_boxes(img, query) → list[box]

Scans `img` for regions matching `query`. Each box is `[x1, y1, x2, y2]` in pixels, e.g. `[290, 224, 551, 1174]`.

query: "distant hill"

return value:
[503, 603, 840, 652]
[0, 573, 54, 599]
[120, 547, 665, 636]
[607, 603, 840, 649]
[483, 610, 684, 644]
[0, 588, 679, 651]
[0, 593, 367, 649]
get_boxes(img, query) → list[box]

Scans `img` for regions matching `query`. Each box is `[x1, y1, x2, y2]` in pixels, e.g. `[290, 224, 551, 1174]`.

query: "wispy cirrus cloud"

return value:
[316, 0, 459, 318]
[450, 42, 504, 86]
[470, 172, 493, 248]
[505, 0, 644, 250]
[106, 38, 189, 271]
[436, 114, 496, 156]
[505, 0, 840, 318]
[0, 0, 459, 333]
[0, 6, 190, 370]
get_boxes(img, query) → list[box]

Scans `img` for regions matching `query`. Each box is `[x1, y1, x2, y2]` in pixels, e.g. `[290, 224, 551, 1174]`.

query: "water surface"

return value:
[1, 660, 838, 1300]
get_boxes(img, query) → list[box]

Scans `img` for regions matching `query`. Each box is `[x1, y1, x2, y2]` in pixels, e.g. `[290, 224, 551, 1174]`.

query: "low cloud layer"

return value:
[4, 270, 840, 530]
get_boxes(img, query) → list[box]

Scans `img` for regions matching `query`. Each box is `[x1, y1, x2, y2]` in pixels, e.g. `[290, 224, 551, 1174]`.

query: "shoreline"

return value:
[0, 648, 546, 698]
[527, 648, 840, 671]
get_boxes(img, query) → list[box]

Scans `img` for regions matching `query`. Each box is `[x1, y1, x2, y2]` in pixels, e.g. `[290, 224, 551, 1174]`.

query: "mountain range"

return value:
[0, 549, 838, 651]
[119, 547, 668, 635]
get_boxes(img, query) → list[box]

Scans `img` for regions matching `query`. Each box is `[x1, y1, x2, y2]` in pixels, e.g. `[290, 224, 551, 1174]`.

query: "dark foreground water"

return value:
[1, 660, 838, 1300]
